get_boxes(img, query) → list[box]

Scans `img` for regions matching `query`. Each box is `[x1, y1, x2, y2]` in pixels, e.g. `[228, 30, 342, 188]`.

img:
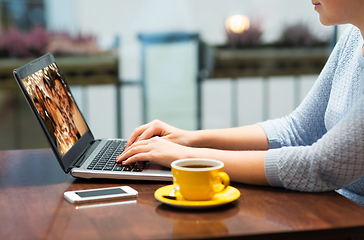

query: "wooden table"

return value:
[1, 149, 364, 240]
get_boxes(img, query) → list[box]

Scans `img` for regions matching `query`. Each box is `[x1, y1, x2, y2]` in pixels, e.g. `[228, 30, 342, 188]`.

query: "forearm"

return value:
[187, 124, 269, 151]
[185, 147, 269, 186]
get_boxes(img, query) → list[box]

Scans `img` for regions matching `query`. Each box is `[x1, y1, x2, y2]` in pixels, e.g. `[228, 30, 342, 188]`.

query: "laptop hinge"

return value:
[70, 140, 101, 169]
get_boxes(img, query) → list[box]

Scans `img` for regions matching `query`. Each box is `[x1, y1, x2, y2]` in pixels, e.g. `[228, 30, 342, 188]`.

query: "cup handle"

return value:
[214, 172, 230, 193]
[173, 184, 182, 199]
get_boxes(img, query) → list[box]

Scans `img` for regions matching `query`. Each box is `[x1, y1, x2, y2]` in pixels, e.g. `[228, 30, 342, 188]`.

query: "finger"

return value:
[137, 124, 163, 142]
[126, 123, 152, 148]
[122, 152, 151, 165]
[116, 140, 150, 163]
[127, 120, 165, 149]
[122, 136, 145, 156]
[116, 144, 140, 162]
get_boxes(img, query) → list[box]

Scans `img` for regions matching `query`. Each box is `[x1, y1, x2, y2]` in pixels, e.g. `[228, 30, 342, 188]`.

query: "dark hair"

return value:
[43, 77, 52, 90]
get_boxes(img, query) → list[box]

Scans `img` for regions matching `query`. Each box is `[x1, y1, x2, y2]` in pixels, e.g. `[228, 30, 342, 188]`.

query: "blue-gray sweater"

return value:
[259, 25, 364, 206]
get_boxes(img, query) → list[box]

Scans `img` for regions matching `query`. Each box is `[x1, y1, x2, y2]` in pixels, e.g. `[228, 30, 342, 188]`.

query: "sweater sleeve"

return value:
[257, 43, 338, 187]
[268, 94, 364, 192]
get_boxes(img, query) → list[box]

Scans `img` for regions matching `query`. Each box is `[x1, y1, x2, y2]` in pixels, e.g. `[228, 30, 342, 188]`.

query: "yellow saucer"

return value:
[154, 185, 240, 209]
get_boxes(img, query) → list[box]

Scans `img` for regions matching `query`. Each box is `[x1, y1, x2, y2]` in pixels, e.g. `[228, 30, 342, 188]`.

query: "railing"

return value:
[116, 75, 320, 139]
[199, 46, 329, 128]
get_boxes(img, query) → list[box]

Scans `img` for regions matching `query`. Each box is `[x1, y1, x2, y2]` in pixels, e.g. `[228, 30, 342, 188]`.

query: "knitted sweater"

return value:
[259, 25, 364, 206]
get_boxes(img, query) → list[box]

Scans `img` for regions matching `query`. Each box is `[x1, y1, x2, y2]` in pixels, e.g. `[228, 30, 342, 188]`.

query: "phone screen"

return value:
[76, 188, 127, 198]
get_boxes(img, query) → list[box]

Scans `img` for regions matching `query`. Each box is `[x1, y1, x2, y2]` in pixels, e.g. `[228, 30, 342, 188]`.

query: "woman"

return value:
[117, 0, 364, 206]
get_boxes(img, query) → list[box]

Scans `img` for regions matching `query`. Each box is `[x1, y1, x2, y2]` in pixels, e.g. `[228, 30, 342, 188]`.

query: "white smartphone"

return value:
[64, 186, 138, 204]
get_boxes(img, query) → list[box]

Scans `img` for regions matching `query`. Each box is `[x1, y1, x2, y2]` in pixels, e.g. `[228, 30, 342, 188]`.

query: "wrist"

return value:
[185, 130, 205, 147]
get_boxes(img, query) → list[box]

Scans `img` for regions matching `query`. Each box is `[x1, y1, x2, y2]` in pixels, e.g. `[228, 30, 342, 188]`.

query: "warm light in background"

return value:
[225, 15, 250, 34]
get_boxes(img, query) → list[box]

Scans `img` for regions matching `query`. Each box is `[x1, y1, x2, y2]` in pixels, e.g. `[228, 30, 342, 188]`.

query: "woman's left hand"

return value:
[116, 137, 192, 168]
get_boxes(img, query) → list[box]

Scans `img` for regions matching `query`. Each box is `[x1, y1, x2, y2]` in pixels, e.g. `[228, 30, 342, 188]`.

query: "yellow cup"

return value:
[171, 158, 230, 201]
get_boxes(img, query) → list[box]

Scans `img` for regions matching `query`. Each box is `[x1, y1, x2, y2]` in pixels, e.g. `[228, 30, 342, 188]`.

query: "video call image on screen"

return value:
[22, 63, 88, 156]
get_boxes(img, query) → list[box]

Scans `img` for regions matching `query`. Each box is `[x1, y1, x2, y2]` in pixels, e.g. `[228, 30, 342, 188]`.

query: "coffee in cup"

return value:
[171, 158, 230, 201]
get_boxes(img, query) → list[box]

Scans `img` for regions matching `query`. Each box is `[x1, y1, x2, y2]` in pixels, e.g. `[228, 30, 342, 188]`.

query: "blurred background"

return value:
[0, 0, 348, 151]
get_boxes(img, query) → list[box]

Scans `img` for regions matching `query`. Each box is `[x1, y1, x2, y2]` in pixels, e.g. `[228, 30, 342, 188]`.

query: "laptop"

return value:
[13, 52, 172, 181]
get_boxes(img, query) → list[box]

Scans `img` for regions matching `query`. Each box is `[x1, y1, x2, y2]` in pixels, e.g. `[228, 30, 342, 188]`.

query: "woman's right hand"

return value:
[125, 119, 192, 149]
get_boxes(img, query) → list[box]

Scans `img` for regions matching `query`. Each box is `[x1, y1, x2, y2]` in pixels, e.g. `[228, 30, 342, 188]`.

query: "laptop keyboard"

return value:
[87, 140, 146, 172]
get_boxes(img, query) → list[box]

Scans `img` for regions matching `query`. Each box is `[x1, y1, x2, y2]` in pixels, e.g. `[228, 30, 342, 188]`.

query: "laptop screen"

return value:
[21, 62, 89, 157]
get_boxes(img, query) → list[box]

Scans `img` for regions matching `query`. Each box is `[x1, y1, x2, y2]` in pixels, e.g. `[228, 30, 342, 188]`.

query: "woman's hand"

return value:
[125, 119, 192, 149]
[116, 137, 192, 168]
